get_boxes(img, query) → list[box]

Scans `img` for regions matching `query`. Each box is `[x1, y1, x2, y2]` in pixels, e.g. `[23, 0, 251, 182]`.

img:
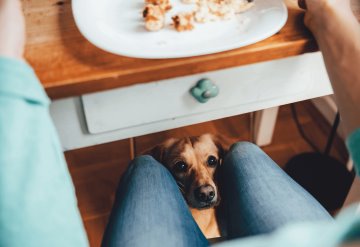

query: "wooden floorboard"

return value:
[65, 140, 131, 247]
[65, 101, 348, 247]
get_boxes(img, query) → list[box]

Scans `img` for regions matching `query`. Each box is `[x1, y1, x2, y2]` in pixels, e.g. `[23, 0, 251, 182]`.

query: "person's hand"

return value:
[297, 0, 360, 137]
[298, 0, 351, 13]
[298, 0, 352, 34]
[0, 0, 25, 60]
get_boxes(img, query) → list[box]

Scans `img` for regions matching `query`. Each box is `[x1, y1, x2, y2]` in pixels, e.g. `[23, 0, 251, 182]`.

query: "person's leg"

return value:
[220, 142, 332, 239]
[102, 155, 208, 247]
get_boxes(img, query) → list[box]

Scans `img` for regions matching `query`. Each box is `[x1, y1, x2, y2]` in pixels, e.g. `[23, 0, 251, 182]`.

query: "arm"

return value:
[0, 0, 24, 60]
[302, 0, 360, 137]
[0, 1, 88, 246]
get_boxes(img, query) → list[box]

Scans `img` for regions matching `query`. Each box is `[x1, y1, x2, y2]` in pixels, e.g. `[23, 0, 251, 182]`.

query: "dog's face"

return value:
[148, 134, 228, 209]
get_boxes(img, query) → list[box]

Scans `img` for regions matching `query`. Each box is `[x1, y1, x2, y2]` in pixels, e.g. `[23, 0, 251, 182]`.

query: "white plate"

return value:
[72, 0, 288, 59]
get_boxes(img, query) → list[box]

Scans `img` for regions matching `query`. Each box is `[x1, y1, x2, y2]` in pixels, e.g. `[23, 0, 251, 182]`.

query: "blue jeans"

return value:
[102, 142, 332, 247]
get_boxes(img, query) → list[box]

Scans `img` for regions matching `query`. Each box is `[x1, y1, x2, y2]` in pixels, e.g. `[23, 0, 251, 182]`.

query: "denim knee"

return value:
[127, 155, 169, 178]
[222, 142, 263, 170]
[228, 141, 262, 157]
[224, 141, 277, 175]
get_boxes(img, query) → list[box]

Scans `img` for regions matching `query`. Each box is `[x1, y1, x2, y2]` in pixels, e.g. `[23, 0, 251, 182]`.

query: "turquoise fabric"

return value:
[0, 55, 359, 247]
[347, 128, 360, 177]
[0, 57, 88, 247]
[216, 206, 360, 247]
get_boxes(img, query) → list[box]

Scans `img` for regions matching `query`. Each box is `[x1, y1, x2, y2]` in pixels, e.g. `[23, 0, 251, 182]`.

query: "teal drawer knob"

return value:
[190, 78, 219, 103]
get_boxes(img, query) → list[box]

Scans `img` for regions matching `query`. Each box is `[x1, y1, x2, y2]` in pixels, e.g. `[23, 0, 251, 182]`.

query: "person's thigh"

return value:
[102, 155, 208, 247]
[220, 142, 332, 239]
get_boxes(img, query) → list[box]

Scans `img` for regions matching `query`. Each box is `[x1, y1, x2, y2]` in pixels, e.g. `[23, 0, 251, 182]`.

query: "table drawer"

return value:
[50, 52, 331, 150]
[82, 54, 316, 134]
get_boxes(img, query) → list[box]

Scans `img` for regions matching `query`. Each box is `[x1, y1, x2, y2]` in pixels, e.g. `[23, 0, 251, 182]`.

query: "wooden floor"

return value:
[65, 101, 348, 247]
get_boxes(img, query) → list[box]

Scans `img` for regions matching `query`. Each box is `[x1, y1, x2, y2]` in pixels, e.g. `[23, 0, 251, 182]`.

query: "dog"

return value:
[146, 133, 230, 239]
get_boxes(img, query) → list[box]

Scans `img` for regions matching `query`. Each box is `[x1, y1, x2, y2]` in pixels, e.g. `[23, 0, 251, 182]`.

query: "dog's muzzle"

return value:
[194, 184, 216, 205]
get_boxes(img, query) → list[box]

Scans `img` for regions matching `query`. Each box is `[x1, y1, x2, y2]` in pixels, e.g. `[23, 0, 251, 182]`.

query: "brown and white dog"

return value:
[147, 134, 230, 239]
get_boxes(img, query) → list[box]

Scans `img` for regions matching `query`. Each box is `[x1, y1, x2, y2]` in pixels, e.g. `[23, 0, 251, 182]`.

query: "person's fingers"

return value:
[298, 0, 307, 9]
[0, 0, 25, 59]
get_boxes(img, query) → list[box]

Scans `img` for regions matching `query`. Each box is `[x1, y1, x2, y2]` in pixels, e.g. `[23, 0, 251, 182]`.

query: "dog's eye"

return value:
[207, 155, 218, 167]
[174, 161, 188, 173]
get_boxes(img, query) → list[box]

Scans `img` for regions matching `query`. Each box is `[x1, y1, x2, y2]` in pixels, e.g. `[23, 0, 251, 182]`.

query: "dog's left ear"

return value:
[144, 138, 177, 164]
[211, 134, 233, 164]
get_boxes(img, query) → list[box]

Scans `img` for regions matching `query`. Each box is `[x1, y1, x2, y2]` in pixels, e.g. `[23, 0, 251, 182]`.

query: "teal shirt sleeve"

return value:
[0, 57, 88, 247]
[347, 128, 360, 177]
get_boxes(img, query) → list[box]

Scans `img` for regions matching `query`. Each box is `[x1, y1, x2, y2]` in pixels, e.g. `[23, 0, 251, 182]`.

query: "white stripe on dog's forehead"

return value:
[179, 137, 218, 163]
[193, 135, 219, 159]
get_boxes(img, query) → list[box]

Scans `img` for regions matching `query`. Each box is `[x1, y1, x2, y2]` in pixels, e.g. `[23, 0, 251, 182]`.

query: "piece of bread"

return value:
[194, 0, 218, 23]
[172, 13, 195, 32]
[146, 0, 172, 11]
[143, 4, 166, 31]
[193, 0, 253, 23]
[143, 0, 255, 32]
[207, 1, 234, 20]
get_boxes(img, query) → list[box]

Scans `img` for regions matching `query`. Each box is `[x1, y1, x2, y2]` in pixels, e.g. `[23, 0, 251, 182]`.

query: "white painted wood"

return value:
[83, 53, 321, 134]
[50, 52, 333, 150]
[311, 96, 337, 127]
[312, 96, 347, 139]
[254, 107, 279, 146]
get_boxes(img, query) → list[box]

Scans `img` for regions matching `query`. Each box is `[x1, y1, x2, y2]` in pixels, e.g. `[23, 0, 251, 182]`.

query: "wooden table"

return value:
[24, 0, 316, 100]
[25, 0, 359, 151]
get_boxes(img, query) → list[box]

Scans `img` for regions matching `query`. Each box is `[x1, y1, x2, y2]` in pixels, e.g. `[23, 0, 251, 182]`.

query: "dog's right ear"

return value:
[144, 138, 177, 164]
[147, 144, 166, 163]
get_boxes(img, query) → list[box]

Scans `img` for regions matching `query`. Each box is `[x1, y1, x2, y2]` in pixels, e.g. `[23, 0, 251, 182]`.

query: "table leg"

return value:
[253, 107, 279, 147]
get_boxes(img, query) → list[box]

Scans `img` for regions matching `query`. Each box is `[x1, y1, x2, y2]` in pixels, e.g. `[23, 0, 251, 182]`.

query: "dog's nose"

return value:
[194, 185, 215, 203]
